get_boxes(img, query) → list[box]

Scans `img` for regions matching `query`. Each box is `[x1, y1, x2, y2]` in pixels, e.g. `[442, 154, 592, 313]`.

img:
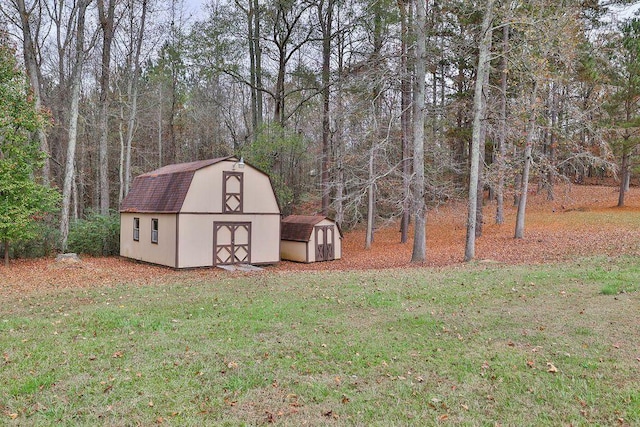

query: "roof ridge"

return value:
[140, 156, 234, 177]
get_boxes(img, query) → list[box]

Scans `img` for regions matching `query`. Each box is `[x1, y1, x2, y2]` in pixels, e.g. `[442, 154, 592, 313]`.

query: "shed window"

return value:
[223, 171, 243, 213]
[151, 218, 158, 244]
[133, 218, 140, 241]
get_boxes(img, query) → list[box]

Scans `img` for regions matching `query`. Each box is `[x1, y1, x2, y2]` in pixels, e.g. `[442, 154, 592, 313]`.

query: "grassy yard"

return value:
[1, 257, 639, 426]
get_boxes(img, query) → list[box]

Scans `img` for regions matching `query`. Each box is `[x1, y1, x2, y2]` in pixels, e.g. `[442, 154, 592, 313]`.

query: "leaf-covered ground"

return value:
[1, 184, 639, 296]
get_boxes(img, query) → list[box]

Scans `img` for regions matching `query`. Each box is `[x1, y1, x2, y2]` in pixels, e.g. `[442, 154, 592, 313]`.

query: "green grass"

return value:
[1, 257, 639, 425]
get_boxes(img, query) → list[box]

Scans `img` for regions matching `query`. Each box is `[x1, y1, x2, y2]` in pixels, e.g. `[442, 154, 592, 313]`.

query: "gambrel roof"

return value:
[281, 215, 342, 242]
[120, 157, 232, 213]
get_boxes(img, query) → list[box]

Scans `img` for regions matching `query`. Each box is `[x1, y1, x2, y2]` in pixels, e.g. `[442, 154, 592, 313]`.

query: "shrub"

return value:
[6, 215, 60, 259]
[67, 211, 120, 256]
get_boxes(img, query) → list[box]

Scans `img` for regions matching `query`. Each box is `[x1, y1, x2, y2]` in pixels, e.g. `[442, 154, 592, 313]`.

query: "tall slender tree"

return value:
[60, 0, 89, 250]
[411, 0, 427, 263]
[97, 0, 117, 215]
[120, 0, 148, 200]
[464, 0, 493, 261]
[319, 0, 334, 215]
[399, 0, 412, 243]
[514, 80, 539, 239]
[13, 0, 50, 184]
[495, 23, 509, 225]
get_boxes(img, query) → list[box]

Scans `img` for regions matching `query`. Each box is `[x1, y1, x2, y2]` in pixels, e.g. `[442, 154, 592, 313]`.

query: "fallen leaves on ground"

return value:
[1, 185, 639, 296]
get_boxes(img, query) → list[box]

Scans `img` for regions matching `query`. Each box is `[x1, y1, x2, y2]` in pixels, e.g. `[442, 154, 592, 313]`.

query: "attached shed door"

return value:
[213, 222, 251, 265]
[314, 225, 335, 262]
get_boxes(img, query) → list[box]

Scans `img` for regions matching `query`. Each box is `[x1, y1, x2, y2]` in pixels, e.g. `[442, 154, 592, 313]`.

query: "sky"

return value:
[184, 0, 206, 15]
[181, 1, 640, 22]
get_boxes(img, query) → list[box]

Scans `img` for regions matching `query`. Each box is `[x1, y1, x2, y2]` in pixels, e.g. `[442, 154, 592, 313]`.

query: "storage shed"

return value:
[120, 156, 281, 268]
[280, 215, 342, 263]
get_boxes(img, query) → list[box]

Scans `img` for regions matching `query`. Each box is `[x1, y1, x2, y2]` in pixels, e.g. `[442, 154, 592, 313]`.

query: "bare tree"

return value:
[495, 23, 509, 225]
[464, 0, 493, 262]
[13, 0, 50, 184]
[60, 0, 90, 250]
[332, 4, 346, 227]
[364, 0, 386, 250]
[318, 0, 334, 215]
[235, 0, 263, 139]
[411, 0, 427, 263]
[514, 80, 539, 239]
[399, 0, 412, 243]
[97, 0, 116, 214]
[267, 0, 315, 126]
[119, 0, 148, 201]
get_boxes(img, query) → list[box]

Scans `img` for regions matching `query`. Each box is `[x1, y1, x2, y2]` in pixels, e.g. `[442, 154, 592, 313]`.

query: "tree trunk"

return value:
[247, 0, 258, 138]
[274, 38, 286, 126]
[514, 81, 539, 239]
[618, 149, 629, 207]
[546, 83, 558, 201]
[334, 9, 345, 227]
[97, 0, 116, 215]
[476, 157, 484, 238]
[122, 0, 148, 199]
[365, 0, 384, 249]
[253, 0, 263, 127]
[170, 72, 178, 163]
[167, 2, 182, 164]
[399, 0, 412, 244]
[495, 24, 509, 225]
[244, 0, 263, 138]
[119, 98, 125, 203]
[365, 146, 375, 249]
[464, 0, 492, 262]
[411, 0, 427, 263]
[475, 44, 491, 239]
[157, 85, 163, 167]
[15, 0, 50, 185]
[320, 0, 333, 216]
[60, 0, 88, 251]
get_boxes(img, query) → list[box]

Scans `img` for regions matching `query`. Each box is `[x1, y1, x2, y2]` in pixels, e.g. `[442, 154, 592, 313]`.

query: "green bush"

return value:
[7, 215, 60, 259]
[67, 211, 120, 256]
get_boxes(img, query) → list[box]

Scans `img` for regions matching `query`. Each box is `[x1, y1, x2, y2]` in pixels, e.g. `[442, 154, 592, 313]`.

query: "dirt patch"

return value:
[1, 184, 639, 296]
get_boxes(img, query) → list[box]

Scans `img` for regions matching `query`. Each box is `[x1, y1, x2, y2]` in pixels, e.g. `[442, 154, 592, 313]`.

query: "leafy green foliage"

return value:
[242, 123, 309, 213]
[0, 43, 60, 262]
[67, 211, 120, 256]
[9, 214, 60, 259]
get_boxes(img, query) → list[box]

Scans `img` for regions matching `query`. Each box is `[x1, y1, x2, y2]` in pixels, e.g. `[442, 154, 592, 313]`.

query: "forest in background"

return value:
[1, 0, 639, 262]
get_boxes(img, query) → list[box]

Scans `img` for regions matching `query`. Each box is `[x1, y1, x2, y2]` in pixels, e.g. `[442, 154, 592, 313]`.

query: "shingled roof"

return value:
[281, 215, 341, 242]
[120, 157, 232, 213]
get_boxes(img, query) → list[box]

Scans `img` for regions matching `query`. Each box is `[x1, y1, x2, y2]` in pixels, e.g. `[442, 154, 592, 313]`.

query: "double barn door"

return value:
[214, 222, 334, 265]
[213, 222, 251, 265]
[314, 225, 335, 262]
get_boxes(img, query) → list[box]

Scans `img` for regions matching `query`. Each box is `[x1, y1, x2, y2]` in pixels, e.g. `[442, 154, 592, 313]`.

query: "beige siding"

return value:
[281, 240, 308, 263]
[181, 160, 279, 214]
[121, 158, 281, 268]
[280, 220, 342, 263]
[120, 213, 177, 268]
[177, 213, 280, 268]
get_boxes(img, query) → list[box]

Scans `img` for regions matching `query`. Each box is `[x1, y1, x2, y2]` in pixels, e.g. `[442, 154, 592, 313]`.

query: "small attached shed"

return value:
[280, 215, 342, 263]
[120, 156, 281, 268]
